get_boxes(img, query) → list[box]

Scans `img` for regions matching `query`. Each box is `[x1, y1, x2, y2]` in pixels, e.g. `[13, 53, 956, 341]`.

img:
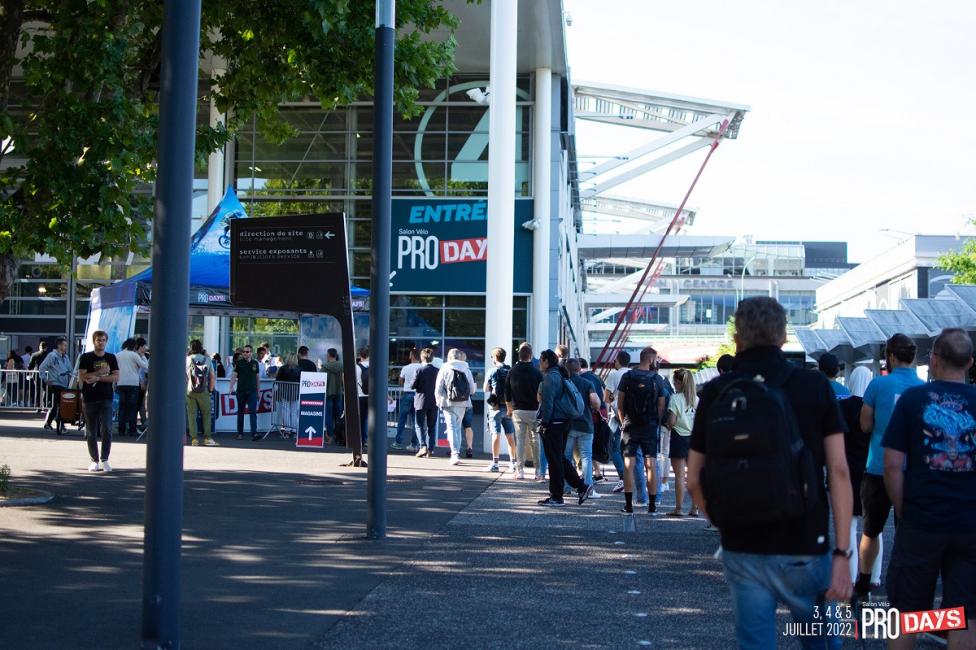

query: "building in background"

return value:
[816, 235, 970, 328]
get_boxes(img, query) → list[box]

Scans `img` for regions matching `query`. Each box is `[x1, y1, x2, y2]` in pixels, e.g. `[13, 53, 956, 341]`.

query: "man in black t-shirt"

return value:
[616, 346, 668, 514]
[687, 297, 852, 648]
[882, 328, 976, 649]
[230, 344, 261, 440]
[78, 330, 120, 472]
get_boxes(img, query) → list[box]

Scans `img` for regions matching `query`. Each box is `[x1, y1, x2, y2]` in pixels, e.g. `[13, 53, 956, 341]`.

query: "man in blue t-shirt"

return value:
[882, 328, 976, 649]
[818, 353, 850, 397]
[854, 333, 924, 600]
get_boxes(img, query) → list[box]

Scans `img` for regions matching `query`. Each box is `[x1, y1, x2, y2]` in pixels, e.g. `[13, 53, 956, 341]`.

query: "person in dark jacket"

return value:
[412, 347, 440, 458]
[536, 349, 588, 507]
[506, 343, 545, 480]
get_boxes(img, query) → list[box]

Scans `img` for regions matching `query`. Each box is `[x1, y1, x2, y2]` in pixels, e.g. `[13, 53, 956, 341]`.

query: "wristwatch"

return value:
[832, 547, 853, 559]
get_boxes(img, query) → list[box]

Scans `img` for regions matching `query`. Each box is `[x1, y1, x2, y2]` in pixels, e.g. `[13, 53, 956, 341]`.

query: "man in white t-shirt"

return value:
[392, 348, 422, 450]
[355, 347, 369, 446]
[603, 350, 631, 494]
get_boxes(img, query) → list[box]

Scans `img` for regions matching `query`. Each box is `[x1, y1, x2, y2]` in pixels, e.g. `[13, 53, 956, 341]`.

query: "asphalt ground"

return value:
[0, 413, 924, 649]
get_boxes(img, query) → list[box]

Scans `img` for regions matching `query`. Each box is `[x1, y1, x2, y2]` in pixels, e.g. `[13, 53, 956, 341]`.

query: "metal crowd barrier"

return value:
[0, 369, 47, 411]
[265, 380, 300, 439]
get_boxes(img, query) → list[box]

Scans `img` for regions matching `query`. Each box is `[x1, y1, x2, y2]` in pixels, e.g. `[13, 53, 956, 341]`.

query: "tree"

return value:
[0, 0, 467, 301]
[938, 220, 976, 283]
[702, 316, 736, 367]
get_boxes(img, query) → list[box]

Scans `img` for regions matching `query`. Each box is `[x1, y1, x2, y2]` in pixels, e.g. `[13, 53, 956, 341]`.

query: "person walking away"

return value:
[212, 353, 226, 379]
[393, 349, 422, 450]
[78, 331, 120, 472]
[435, 349, 475, 465]
[616, 346, 668, 514]
[39, 337, 72, 434]
[135, 338, 149, 433]
[716, 354, 734, 375]
[566, 358, 600, 499]
[463, 406, 476, 458]
[536, 349, 589, 506]
[186, 340, 217, 446]
[579, 358, 608, 482]
[882, 328, 976, 650]
[603, 350, 631, 494]
[506, 343, 545, 480]
[255, 346, 270, 378]
[116, 338, 148, 437]
[297, 346, 317, 373]
[665, 368, 697, 516]
[854, 333, 923, 602]
[484, 347, 516, 472]
[818, 353, 850, 397]
[835, 365, 878, 585]
[321, 348, 343, 444]
[28, 341, 51, 410]
[230, 345, 261, 441]
[412, 347, 440, 457]
[654, 357, 674, 498]
[355, 347, 370, 447]
[687, 297, 852, 649]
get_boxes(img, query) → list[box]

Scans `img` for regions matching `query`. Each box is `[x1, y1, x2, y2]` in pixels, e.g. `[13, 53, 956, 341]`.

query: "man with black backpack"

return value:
[435, 348, 475, 465]
[186, 339, 216, 446]
[483, 347, 516, 473]
[355, 347, 370, 447]
[616, 346, 669, 514]
[686, 297, 852, 648]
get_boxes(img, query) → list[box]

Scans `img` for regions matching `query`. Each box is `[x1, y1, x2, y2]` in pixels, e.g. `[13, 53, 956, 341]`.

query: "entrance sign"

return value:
[231, 214, 364, 464]
[296, 372, 327, 448]
[390, 198, 533, 293]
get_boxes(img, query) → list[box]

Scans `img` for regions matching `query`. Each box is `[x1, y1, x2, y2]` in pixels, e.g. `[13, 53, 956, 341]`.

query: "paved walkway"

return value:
[0, 414, 912, 649]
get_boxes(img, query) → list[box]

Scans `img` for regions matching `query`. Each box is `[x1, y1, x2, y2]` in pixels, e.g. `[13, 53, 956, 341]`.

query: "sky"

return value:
[564, 0, 976, 263]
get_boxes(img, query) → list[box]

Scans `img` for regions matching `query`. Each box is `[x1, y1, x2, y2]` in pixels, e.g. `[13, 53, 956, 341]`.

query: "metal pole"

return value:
[141, 1, 201, 647]
[367, 0, 395, 540]
[530, 68, 551, 355]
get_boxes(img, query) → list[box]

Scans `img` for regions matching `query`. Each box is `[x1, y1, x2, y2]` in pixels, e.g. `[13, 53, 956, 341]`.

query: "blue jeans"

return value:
[635, 447, 649, 503]
[441, 405, 466, 456]
[415, 408, 438, 450]
[116, 385, 141, 436]
[565, 430, 594, 489]
[359, 396, 368, 444]
[395, 393, 416, 445]
[722, 551, 840, 650]
[610, 422, 626, 479]
[236, 391, 258, 435]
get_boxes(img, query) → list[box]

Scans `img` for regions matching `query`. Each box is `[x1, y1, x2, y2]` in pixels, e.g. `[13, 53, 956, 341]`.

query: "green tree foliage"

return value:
[938, 220, 976, 284]
[0, 0, 466, 300]
[702, 316, 737, 367]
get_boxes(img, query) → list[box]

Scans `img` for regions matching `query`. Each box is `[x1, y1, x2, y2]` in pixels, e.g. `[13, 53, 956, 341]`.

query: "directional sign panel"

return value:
[231, 214, 349, 315]
[296, 372, 327, 448]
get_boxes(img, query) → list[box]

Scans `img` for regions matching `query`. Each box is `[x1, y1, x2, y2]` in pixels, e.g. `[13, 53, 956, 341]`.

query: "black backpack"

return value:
[701, 369, 820, 529]
[448, 369, 471, 402]
[486, 365, 510, 408]
[357, 362, 369, 395]
[592, 416, 612, 464]
[622, 370, 660, 427]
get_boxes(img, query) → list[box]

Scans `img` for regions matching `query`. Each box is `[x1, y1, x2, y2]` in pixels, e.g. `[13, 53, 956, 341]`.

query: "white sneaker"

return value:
[611, 480, 625, 493]
[514, 468, 525, 480]
[449, 454, 461, 466]
[635, 500, 648, 507]
[101, 461, 112, 473]
[588, 486, 602, 498]
[508, 460, 516, 472]
[88, 461, 100, 472]
[485, 462, 499, 472]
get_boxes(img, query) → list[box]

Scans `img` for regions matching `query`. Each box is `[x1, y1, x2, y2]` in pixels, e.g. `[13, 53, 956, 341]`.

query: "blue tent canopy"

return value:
[93, 188, 367, 315]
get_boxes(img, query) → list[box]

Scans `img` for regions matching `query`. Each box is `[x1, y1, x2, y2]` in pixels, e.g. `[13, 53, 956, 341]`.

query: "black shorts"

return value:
[668, 432, 690, 459]
[860, 473, 892, 539]
[887, 524, 976, 615]
[621, 429, 658, 458]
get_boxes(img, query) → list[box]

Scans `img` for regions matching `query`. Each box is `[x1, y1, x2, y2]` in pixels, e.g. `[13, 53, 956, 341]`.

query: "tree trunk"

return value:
[0, 252, 18, 303]
[0, 0, 25, 112]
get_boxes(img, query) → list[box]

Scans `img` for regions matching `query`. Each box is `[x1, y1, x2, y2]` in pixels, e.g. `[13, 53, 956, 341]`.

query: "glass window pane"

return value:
[445, 309, 484, 337]
[390, 308, 442, 338]
[445, 296, 484, 308]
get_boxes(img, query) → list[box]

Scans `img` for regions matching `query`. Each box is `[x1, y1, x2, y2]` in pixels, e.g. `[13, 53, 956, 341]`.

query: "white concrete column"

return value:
[204, 73, 226, 358]
[483, 0, 517, 453]
[531, 68, 552, 354]
[485, 0, 517, 362]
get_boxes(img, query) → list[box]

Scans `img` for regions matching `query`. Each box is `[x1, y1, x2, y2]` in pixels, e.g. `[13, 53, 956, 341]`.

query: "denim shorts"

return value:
[488, 409, 514, 435]
[621, 429, 658, 457]
[462, 407, 473, 428]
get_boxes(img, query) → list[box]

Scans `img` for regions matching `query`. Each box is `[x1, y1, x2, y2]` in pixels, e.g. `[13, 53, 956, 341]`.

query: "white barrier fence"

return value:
[0, 370, 48, 411]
